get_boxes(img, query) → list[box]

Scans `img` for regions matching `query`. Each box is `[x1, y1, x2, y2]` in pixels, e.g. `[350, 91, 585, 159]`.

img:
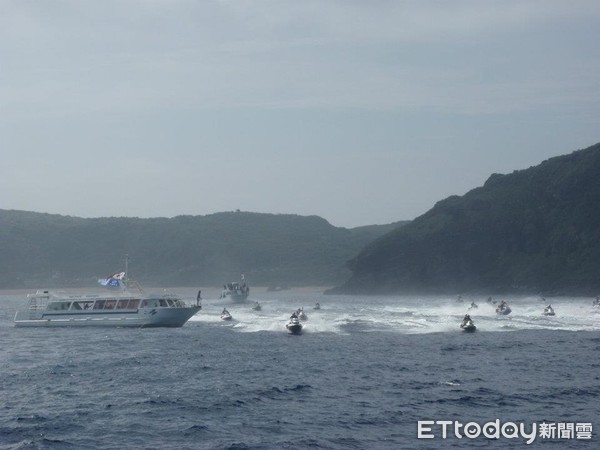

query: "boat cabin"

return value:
[24, 290, 185, 312]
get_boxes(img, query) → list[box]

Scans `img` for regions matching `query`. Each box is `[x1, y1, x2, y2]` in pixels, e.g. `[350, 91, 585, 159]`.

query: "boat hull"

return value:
[286, 323, 303, 334]
[14, 306, 200, 328]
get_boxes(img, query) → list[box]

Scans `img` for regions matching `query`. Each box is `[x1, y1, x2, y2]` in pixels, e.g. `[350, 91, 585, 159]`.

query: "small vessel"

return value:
[543, 305, 556, 316]
[286, 317, 303, 335]
[13, 264, 200, 328]
[460, 320, 477, 332]
[220, 309, 233, 321]
[496, 301, 512, 315]
[460, 314, 476, 332]
[251, 302, 262, 311]
[297, 308, 308, 321]
[220, 276, 250, 302]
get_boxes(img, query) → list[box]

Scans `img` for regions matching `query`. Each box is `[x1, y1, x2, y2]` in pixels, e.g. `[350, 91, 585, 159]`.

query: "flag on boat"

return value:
[98, 271, 126, 287]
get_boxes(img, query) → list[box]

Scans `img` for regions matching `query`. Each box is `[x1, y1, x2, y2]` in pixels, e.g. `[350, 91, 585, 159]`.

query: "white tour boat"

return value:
[14, 267, 200, 328]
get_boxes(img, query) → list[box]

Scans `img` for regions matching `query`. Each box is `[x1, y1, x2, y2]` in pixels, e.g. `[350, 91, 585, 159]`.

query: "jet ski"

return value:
[468, 302, 478, 310]
[297, 308, 308, 321]
[286, 317, 303, 334]
[251, 302, 262, 311]
[496, 302, 512, 315]
[313, 302, 321, 310]
[543, 305, 555, 316]
[460, 320, 477, 332]
[220, 309, 233, 321]
[496, 306, 511, 315]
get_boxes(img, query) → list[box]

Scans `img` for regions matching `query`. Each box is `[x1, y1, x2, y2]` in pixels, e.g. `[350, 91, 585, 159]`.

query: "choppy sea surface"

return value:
[1, 288, 599, 449]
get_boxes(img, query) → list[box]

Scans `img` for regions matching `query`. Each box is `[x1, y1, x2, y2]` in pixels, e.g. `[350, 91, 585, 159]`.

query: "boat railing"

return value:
[27, 303, 47, 311]
[26, 296, 49, 311]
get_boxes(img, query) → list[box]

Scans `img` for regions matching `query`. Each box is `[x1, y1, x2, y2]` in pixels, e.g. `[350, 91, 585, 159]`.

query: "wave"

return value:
[186, 294, 600, 335]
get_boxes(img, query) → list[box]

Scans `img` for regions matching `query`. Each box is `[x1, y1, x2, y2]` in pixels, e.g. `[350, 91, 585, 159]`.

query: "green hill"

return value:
[0, 210, 404, 289]
[332, 142, 600, 296]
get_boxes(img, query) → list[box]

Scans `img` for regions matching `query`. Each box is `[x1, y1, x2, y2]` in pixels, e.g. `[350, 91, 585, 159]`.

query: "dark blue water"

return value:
[1, 291, 599, 449]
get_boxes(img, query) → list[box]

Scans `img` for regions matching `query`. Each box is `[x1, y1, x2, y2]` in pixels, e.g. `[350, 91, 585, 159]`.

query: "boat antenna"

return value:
[124, 253, 129, 282]
[122, 254, 143, 294]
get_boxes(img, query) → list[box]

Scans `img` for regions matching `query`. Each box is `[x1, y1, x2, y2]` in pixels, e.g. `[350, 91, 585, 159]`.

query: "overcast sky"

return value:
[1, 1, 599, 227]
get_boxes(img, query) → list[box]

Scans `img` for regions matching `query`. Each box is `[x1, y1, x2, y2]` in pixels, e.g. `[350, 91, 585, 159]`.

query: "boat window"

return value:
[104, 300, 116, 310]
[93, 300, 106, 310]
[159, 299, 168, 307]
[116, 299, 129, 309]
[166, 299, 175, 307]
[140, 299, 160, 308]
[71, 301, 94, 310]
[48, 301, 71, 311]
[128, 299, 140, 309]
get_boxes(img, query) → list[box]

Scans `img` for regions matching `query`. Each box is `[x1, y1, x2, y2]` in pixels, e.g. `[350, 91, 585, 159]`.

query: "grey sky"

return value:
[1, 1, 599, 227]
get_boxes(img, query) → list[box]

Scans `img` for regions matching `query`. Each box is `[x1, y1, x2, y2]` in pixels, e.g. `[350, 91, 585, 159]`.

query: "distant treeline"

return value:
[0, 209, 404, 289]
[5, 143, 599, 296]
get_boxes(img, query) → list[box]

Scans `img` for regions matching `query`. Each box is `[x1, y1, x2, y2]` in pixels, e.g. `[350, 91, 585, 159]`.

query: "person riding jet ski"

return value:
[460, 314, 476, 331]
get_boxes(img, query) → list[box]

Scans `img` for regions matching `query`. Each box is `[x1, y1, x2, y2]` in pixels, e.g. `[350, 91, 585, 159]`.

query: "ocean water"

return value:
[1, 288, 599, 449]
